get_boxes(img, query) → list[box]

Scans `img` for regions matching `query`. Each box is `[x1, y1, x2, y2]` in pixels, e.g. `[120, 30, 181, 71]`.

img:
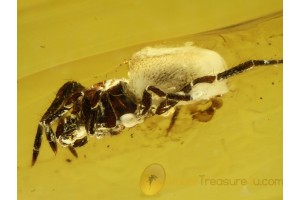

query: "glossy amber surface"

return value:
[18, 1, 282, 199]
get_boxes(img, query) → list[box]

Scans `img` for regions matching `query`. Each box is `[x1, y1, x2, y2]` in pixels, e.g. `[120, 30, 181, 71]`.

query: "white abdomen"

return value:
[128, 44, 229, 102]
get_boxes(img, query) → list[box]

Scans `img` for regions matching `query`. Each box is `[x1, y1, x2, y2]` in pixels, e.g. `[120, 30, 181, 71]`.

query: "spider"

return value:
[31, 45, 283, 166]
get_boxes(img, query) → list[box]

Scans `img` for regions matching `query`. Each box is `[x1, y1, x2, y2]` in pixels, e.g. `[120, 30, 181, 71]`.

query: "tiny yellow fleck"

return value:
[140, 163, 166, 196]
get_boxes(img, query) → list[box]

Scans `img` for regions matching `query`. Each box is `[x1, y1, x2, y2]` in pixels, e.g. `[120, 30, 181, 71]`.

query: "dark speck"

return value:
[40, 45, 46, 48]
[130, 133, 134, 138]
[66, 158, 72, 163]
[107, 145, 110, 148]
[268, 43, 272, 46]
[260, 97, 263, 100]
[272, 82, 275, 85]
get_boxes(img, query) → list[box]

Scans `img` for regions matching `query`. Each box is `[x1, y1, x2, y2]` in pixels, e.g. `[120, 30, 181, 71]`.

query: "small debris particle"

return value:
[211, 97, 223, 109]
[130, 133, 134, 138]
[140, 163, 166, 196]
[260, 97, 263, 100]
[148, 174, 158, 189]
[272, 82, 275, 85]
[107, 145, 110, 148]
[66, 158, 72, 163]
[40, 45, 45, 48]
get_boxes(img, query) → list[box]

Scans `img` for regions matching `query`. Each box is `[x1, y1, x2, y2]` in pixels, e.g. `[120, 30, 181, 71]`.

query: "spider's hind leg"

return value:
[142, 77, 218, 135]
[217, 59, 283, 80]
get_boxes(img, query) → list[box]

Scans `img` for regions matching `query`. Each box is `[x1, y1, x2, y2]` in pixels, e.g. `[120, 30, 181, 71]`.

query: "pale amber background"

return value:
[18, 1, 282, 199]
[18, 0, 282, 79]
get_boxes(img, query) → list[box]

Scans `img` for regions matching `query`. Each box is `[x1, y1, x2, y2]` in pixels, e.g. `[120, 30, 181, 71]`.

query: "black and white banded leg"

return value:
[139, 59, 283, 133]
[32, 81, 85, 166]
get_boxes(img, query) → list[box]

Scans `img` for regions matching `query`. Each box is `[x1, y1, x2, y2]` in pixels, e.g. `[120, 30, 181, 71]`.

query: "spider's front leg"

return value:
[32, 81, 85, 166]
[56, 116, 88, 158]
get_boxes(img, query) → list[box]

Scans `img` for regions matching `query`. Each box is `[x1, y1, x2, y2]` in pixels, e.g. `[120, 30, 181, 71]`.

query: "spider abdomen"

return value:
[128, 45, 228, 102]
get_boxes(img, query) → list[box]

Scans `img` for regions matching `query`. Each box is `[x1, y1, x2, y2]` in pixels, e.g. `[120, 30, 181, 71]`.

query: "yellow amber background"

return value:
[18, 1, 282, 199]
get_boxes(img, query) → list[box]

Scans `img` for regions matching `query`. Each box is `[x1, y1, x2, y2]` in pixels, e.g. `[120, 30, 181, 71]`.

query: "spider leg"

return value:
[145, 76, 216, 115]
[139, 87, 181, 134]
[31, 81, 85, 166]
[41, 81, 85, 121]
[40, 103, 77, 155]
[56, 116, 86, 158]
[139, 86, 179, 115]
[139, 59, 283, 136]
[140, 90, 152, 115]
[180, 76, 216, 93]
[68, 146, 78, 158]
[147, 86, 191, 101]
[66, 135, 88, 158]
[32, 123, 43, 166]
[171, 59, 283, 98]
[32, 118, 65, 167]
[166, 106, 181, 135]
[155, 99, 178, 115]
[32, 110, 69, 166]
[45, 124, 57, 153]
[217, 59, 283, 80]
[178, 60, 283, 96]
[152, 76, 218, 130]
[81, 90, 101, 134]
